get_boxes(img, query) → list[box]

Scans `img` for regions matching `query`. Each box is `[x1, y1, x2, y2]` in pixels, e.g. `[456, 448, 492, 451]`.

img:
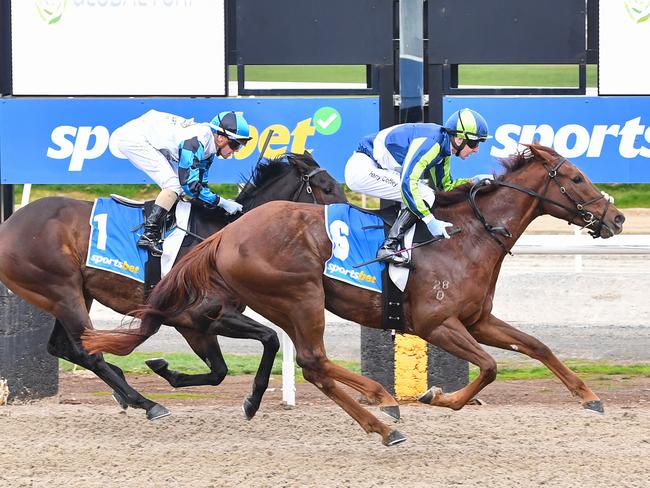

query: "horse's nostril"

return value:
[614, 214, 626, 225]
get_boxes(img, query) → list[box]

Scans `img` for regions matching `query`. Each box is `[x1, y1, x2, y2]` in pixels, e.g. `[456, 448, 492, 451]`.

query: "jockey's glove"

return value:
[472, 174, 494, 184]
[217, 197, 243, 215]
[423, 214, 453, 239]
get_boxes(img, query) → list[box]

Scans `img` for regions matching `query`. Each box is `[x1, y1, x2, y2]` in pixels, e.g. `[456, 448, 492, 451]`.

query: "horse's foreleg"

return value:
[146, 327, 228, 388]
[418, 316, 497, 410]
[470, 314, 602, 412]
[285, 302, 405, 446]
[297, 350, 406, 446]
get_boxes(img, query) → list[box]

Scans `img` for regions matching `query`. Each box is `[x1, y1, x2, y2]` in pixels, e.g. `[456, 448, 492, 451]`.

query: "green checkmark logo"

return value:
[313, 107, 341, 135]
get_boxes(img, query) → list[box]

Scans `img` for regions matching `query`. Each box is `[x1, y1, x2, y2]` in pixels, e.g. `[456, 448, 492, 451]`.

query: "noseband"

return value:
[469, 157, 610, 254]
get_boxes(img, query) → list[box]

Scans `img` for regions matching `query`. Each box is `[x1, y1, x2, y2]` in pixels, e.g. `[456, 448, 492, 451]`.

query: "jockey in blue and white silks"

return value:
[344, 108, 492, 265]
[112, 110, 252, 256]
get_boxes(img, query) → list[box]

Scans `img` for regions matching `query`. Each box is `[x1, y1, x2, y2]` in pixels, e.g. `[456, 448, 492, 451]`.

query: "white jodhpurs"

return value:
[344, 151, 435, 206]
[112, 119, 182, 195]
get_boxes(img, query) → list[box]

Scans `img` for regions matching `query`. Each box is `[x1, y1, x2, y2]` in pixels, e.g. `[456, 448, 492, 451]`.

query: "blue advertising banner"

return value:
[0, 97, 378, 184]
[444, 96, 650, 183]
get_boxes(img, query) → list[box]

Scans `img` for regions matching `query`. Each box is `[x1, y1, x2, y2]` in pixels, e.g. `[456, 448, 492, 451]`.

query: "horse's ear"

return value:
[522, 142, 554, 162]
[287, 152, 315, 173]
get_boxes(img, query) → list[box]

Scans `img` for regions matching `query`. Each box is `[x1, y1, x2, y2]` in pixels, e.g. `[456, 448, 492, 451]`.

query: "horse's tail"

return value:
[82, 233, 224, 355]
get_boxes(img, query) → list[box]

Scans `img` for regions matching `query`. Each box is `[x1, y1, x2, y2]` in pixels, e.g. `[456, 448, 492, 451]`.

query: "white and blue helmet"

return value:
[209, 111, 252, 142]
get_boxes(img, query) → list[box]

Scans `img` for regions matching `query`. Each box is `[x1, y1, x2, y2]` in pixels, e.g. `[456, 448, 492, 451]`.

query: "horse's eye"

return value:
[323, 187, 332, 194]
[572, 175, 583, 184]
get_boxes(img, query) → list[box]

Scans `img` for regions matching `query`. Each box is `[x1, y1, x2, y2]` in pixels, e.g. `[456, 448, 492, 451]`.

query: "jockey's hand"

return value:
[423, 216, 453, 239]
[217, 198, 243, 215]
[472, 174, 494, 184]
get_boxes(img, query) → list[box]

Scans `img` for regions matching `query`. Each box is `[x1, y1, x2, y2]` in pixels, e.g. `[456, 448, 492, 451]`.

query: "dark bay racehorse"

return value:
[0, 152, 345, 420]
[83, 144, 625, 445]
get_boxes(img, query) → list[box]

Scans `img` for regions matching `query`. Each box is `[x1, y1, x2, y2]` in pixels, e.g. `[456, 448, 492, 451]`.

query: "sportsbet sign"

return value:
[445, 96, 650, 183]
[0, 97, 378, 184]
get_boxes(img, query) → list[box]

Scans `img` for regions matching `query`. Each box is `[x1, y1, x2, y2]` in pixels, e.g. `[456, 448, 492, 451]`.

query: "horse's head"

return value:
[237, 152, 347, 211]
[509, 144, 625, 238]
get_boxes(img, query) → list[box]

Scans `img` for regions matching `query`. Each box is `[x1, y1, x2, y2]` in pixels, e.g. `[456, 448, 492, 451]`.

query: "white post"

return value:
[281, 331, 296, 407]
[361, 193, 367, 208]
[573, 225, 583, 272]
[20, 184, 32, 208]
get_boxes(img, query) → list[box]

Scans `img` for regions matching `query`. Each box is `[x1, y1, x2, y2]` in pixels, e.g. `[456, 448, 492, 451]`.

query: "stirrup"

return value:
[137, 234, 164, 257]
[376, 244, 410, 266]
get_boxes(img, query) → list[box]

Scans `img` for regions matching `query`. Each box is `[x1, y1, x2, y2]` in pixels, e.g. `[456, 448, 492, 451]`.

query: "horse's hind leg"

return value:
[417, 316, 498, 410]
[48, 320, 130, 410]
[48, 306, 170, 420]
[215, 312, 280, 420]
[470, 314, 602, 413]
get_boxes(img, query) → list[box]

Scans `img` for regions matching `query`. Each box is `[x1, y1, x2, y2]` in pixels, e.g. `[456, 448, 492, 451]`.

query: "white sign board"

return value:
[11, 0, 226, 96]
[599, 1, 650, 95]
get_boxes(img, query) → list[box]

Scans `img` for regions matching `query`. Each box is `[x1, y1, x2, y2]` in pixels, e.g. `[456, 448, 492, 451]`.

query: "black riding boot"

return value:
[137, 204, 168, 256]
[376, 208, 419, 266]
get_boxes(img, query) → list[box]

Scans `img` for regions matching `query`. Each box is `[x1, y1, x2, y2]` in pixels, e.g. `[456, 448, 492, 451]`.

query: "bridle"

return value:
[468, 156, 610, 255]
[290, 167, 327, 203]
[182, 164, 329, 243]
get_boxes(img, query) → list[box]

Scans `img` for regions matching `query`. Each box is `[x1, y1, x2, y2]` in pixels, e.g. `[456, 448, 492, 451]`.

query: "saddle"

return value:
[349, 203, 433, 245]
[110, 194, 178, 231]
[110, 194, 183, 297]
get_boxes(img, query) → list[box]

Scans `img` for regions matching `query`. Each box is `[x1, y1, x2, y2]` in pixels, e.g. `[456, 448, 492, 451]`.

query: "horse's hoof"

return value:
[417, 386, 442, 405]
[383, 430, 407, 446]
[112, 392, 128, 410]
[145, 358, 168, 373]
[146, 404, 171, 421]
[583, 400, 604, 414]
[380, 405, 401, 421]
[242, 397, 259, 420]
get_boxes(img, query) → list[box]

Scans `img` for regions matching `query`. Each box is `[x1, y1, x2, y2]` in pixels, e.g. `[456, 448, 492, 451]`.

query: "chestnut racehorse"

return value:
[0, 152, 345, 420]
[83, 144, 625, 445]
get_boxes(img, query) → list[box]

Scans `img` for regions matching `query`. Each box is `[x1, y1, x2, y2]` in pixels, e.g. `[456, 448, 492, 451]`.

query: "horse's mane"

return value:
[247, 152, 318, 188]
[434, 143, 555, 207]
[236, 152, 319, 204]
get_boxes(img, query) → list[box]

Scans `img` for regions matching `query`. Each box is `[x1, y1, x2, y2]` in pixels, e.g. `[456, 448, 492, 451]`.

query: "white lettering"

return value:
[521, 124, 554, 147]
[68, 126, 110, 171]
[618, 117, 645, 158]
[490, 118, 650, 159]
[490, 124, 521, 158]
[586, 125, 619, 157]
[47, 126, 77, 159]
[329, 220, 350, 261]
[553, 124, 590, 158]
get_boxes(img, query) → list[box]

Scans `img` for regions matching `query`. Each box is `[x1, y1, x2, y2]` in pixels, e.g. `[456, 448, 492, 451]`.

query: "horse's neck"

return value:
[240, 173, 296, 210]
[475, 172, 548, 246]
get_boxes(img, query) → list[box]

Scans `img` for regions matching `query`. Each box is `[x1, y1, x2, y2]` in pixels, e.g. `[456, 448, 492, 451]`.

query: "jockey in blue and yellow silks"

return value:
[344, 108, 492, 265]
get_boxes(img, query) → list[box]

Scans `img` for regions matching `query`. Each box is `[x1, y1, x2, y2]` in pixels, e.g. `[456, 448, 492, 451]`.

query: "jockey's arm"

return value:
[399, 137, 445, 221]
[178, 138, 220, 205]
[429, 157, 472, 192]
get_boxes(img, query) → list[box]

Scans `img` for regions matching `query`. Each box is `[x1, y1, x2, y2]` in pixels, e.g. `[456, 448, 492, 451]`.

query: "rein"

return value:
[468, 157, 608, 255]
